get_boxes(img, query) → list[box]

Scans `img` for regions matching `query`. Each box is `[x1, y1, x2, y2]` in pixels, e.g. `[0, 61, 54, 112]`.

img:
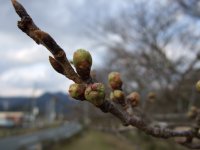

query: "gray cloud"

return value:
[0, 0, 119, 97]
[2, 0, 179, 97]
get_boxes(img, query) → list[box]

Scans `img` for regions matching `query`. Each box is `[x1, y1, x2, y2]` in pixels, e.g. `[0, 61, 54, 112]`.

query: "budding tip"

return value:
[147, 92, 156, 103]
[73, 49, 92, 67]
[110, 90, 126, 106]
[108, 72, 123, 90]
[68, 83, 86, 100]
[73, 49, 92, 80]
[127, 92, 140, 107]
[84, 83, 105, 106]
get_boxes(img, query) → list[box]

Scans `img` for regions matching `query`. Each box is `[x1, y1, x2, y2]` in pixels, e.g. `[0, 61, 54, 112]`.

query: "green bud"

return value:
[126, 92, 140, 107]
[147, 92, 156, 103]
[108, 72, 122, 90]
[73, 49, 92, 80]
[187, 106, 198, 119]
[68, 83, 86, 100]
[110, 90, 125, 106]
[85, 83, 105, 106]
[196, 80, 200, 92]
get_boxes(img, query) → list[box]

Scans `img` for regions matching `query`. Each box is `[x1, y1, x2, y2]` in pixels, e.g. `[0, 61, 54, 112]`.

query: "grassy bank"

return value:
[48, 129, 186, 150]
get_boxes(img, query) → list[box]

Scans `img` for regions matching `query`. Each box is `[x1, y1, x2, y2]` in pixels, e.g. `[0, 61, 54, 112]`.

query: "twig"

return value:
[11, 0, 82, 84]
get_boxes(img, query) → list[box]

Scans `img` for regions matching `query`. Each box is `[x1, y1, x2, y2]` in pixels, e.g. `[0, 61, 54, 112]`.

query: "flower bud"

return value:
[187, 106, 198, 119]
[73, 49, 92, 80]
[147, 92, 156, 103]
[110, 90, 125, 106]
[49, 56, 64, 75]
[108, 72, 122, 90]
[126, 92, 140, 107]
[68, 83, 86, 100]
[196, 80, 200, 92]
[85, 83, 105, 106]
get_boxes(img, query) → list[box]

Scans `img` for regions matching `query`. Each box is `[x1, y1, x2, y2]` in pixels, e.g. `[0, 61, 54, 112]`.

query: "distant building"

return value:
[0, 112, 24, 127]
[45, 98, 56, 123]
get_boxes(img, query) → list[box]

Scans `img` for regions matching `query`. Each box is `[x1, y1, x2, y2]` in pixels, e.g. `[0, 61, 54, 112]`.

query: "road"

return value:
[0, 122, 82, 150]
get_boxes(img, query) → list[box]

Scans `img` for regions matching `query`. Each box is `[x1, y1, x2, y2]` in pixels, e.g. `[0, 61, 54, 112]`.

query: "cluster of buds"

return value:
[126, 92, 140, 107]
[68, 83, 86, 100]
[68, 49, 105, 107]
[108, 72, 126, 106]
[85, 83, 105, 106]
[68, 82, 105, 106]
[68, 49, 142, 108]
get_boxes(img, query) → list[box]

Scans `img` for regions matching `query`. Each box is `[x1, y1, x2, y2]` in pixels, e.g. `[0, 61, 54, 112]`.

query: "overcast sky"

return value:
[0, 0, 198, 97]
[0, 0, 125, 97]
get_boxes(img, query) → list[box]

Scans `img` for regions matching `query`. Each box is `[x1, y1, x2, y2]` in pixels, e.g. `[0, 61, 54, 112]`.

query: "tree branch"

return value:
[11, 0, 200, 149]
[11, 0, 82, 84]
[100, 101, 197, 138]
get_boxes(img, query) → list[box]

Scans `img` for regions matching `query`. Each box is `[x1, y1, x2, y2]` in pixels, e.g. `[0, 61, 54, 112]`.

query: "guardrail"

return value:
[0, 122, 82, 150]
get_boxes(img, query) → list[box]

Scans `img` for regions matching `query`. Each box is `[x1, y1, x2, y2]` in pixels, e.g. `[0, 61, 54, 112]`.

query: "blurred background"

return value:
[0, 0, 200, 149]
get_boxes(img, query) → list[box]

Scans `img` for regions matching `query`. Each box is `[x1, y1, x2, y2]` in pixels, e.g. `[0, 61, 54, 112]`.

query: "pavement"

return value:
[0, 122, 82, 150]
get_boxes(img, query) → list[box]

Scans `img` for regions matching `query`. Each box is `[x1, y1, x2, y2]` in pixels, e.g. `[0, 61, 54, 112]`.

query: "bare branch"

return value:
[11, 0, 82, 84]
[100, 101, 197, 138]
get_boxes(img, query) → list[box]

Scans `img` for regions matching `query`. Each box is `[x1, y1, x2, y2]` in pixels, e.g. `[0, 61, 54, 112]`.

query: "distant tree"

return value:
[176, 0, 200, 18]
[79, 0, 200, 114]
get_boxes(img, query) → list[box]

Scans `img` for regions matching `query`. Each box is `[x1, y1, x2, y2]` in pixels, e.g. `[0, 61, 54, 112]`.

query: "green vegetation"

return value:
[0, 121, 62, 138]
[49, 129, 186, 150]
[50, 130, 135, 150]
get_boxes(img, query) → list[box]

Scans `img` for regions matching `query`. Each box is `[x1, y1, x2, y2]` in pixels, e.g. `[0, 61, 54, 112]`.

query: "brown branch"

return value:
[11, 0, 82, 84]
[100, 101, 196, 138]
[11, 0, 200, 148]
[100, 101, 200, 149]
[179, 142, 200, 149]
